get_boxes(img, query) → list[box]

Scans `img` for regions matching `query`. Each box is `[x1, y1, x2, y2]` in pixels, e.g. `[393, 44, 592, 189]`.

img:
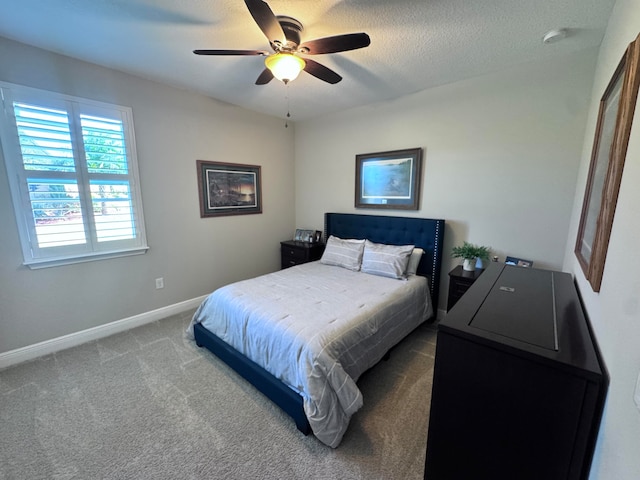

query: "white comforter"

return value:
[188, 261, 431, 447]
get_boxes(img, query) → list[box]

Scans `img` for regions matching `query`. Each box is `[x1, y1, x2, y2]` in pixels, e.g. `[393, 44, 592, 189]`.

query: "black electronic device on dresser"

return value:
[280, 240, 325, 269]
[425, 263, 608, 480]
[447, 265, 484, 310]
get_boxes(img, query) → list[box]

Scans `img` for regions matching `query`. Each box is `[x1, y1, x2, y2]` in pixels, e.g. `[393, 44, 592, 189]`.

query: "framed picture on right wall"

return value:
[575, 32, 640, 292]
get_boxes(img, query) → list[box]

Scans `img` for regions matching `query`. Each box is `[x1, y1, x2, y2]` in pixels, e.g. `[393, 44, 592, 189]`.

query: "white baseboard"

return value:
[0, 295, 208, 370]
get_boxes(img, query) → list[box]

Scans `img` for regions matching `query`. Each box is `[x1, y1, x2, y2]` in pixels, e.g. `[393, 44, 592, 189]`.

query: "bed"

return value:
[189, 212, 445, 447]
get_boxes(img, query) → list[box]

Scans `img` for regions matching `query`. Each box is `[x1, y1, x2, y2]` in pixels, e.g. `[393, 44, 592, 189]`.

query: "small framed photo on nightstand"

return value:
[505, 256, 533, 268]
[294, 229, 316, 242]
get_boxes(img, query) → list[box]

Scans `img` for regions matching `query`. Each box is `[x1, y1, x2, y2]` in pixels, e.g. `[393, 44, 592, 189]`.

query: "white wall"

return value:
[563, 0, 640, 478]
[0, 37, 295, 354]
[294, 49, 597, 314]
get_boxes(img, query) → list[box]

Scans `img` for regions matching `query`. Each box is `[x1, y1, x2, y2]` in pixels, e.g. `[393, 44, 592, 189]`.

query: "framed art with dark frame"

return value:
[575, 33, 640, 292]
[197, 160, 262, 217]
[355, 147, 423, 210]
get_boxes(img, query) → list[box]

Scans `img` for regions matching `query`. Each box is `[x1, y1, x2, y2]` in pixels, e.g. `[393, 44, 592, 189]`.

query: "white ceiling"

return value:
[0, 0, 615, 121]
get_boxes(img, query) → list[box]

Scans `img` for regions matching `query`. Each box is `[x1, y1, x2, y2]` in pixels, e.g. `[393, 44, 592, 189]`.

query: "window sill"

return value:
[24, 246, 150, 269]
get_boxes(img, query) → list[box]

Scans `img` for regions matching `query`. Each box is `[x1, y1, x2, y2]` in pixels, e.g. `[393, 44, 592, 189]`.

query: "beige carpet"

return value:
[0, 309, 436, 479]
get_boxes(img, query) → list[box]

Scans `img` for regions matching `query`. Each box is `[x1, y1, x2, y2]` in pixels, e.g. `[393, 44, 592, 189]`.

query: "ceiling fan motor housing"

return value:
[275, 16, 303, 51]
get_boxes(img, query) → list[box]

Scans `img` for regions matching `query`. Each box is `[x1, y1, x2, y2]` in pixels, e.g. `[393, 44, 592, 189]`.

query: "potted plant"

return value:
[452, 241, 491, 271]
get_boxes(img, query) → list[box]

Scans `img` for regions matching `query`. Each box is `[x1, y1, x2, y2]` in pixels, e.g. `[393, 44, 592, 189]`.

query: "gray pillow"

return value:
[320, 235, 365, 271]
[405, 248, 424, 276]
[361, 240, 415, 279]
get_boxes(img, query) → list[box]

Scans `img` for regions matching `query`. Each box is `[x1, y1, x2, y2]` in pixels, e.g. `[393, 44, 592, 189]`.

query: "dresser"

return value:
[425, 263, 607, 480]
[280, 240, 325, 269]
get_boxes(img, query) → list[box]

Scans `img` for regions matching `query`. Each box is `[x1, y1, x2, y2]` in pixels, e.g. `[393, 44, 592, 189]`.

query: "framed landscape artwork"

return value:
[197, 160, 262, 217]
[574, 33, 640, 292]
[355, 147, 423, 210]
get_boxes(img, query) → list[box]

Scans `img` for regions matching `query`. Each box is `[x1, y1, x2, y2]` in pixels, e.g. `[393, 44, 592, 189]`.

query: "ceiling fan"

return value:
[194, 0, 371, 85]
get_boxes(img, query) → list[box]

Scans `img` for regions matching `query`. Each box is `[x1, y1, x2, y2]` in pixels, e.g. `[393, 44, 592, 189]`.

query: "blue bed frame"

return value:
[193, 212, 445, 437]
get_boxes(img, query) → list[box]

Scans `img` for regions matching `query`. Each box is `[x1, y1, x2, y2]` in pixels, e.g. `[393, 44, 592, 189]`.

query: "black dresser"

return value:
[425, 263, 607, 480]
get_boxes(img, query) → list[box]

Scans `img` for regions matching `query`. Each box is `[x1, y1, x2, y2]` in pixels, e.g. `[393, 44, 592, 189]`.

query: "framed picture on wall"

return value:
[355, 148, 423, 210]
[574, 33, 640, 292]
[197, 160, 262, 217]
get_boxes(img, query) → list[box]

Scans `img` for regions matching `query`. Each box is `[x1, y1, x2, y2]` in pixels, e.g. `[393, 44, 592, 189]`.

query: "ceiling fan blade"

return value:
[303, 59, 342, 84]
[299, 33, 370, 55]
[255, 68, 274, 85]
[244, 0, 286, 45]
[193, 49, 268, 56]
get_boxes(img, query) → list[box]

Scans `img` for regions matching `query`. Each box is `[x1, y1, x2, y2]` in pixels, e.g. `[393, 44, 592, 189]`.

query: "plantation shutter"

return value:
[0, 83, 148, 268]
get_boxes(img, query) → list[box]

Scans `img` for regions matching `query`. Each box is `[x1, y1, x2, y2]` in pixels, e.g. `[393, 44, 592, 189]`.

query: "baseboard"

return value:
[0, 295, 208, 370]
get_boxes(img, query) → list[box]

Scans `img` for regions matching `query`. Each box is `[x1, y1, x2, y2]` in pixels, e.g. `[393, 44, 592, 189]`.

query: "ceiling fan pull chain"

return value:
[285, 84, 291, 128]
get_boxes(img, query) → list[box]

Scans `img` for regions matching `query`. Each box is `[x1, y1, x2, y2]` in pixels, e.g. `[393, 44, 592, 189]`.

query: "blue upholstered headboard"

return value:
[324, 212, 445, 315]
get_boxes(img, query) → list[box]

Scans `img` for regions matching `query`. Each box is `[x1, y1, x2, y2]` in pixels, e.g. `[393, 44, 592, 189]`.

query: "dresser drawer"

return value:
[447, 266, 484, 311]
[450, 279, 474, 296]
[281, 255, 303, 269]
[281, 245, 308, 261]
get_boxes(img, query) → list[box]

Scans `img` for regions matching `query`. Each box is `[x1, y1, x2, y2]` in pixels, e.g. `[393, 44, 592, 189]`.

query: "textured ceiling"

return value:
[0, 0, 615, 121]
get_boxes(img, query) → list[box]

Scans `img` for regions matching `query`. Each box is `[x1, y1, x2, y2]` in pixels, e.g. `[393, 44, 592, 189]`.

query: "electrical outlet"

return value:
[155, 277, 164, 289]
[634, 370, 640, 413]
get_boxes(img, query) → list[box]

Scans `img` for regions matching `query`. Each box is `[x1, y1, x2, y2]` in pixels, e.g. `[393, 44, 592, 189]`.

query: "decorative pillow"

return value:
[320, 235, 365, 271]
[405, 248, 424, 276]
[361, 240, 415, 279]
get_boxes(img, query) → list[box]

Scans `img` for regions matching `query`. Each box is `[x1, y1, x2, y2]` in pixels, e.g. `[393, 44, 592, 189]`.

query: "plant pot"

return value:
[463, 258, 476, 271]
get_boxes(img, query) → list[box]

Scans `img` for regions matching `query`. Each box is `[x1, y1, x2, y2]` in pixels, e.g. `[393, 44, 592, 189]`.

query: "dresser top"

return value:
[441, 262, 604, 379]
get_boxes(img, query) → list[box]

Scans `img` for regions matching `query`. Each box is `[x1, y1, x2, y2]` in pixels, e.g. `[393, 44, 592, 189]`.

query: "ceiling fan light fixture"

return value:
[265, 53, 306, 84]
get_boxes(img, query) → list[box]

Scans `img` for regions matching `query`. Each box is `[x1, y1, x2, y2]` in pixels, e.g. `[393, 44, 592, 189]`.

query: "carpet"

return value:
[0, 309, 436, 479]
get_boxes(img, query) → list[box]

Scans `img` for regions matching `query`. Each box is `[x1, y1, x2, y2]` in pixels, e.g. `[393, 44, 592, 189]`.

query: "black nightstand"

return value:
[447, 265, 484, 311]
[280, 241, 325, 269]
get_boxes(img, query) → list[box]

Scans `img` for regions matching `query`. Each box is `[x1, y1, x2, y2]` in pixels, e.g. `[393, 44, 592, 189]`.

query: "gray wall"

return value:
[294, 49, 597, 313]
[0, 37, 295, 353]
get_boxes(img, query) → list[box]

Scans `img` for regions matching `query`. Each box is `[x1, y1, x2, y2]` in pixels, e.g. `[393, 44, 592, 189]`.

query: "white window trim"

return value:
[0, 82, 149, 269]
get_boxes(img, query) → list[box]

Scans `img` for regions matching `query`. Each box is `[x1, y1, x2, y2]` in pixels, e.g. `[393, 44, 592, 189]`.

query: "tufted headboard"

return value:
[324, 212, 445, 316]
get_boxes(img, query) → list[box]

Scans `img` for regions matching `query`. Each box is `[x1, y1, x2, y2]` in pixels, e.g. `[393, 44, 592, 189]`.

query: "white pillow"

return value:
[320, 235, 365, 271]
[361, 240, 415, 279]
[405, 248, 424, 276]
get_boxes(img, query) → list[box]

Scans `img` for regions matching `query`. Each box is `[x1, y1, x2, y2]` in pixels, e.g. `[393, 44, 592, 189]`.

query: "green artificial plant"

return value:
[451, 241, 491, 261]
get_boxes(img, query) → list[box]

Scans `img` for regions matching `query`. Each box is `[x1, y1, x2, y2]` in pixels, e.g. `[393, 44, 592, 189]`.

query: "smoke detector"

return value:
[543, 29, 568, 44]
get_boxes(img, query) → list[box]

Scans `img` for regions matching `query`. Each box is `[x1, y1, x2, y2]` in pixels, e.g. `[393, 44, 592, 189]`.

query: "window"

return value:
[0, 83, 148, 268]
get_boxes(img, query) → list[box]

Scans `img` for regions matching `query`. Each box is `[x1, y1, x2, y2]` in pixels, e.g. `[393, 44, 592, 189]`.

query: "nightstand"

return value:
[447, 265, 484, 311]
[280, 240, 325, 269]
